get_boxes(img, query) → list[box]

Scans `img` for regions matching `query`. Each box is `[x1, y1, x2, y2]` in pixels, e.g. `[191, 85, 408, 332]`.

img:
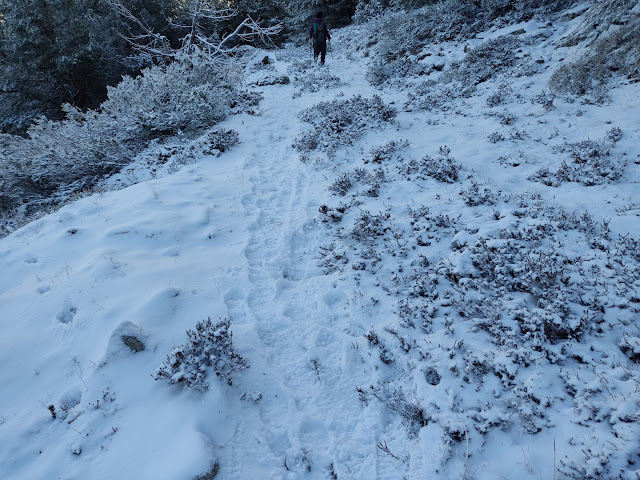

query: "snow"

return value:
[1, 8, 640, 480]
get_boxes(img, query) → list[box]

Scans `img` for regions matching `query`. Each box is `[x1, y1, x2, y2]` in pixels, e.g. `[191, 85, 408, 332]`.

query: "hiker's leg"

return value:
[313, 43, 320, 60]
[320, 43, 327, 64]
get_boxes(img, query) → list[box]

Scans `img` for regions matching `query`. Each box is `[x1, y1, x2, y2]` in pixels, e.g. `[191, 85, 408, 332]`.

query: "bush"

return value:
[398, 146, 461, 183]
[529, 135, 626, 186]
[459, 181, 497, 206]
[0, 54, 258, 236]
[101, 54, 247, 138]
[155, 317, 248, 391]
[366, 139, 410, 164]
[443, 36, 522, 86]
[405, 81, 476, 112]
[294, 95, 396, 157]
[559, 0, 639, 46]
[550, 14, 640, 99]
[289, 60, 343, 96]
[488, 132, 505, 143]
[329, 173, 354, 196]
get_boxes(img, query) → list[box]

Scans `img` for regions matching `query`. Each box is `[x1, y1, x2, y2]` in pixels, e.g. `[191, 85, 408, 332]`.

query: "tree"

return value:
[0, 0, 134, 133]
[109, 0, 282, 61]
[285, 0, 359, 35]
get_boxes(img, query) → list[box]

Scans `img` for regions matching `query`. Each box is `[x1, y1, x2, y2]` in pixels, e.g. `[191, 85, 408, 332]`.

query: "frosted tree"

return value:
[108, 0, 283, 62]
[285, 0, 358, 34]
[0, 0, 131, 133]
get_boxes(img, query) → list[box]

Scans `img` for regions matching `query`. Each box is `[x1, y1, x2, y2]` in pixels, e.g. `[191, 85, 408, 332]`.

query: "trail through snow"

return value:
[218, 46, 383, 478]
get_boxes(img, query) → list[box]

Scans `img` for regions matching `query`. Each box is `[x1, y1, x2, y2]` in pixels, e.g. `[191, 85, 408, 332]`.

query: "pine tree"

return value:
[0, 0, 132, 133]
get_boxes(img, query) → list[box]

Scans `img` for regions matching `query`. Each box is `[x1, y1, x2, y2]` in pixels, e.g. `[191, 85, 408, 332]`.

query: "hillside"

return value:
[1, 3, 640, 479]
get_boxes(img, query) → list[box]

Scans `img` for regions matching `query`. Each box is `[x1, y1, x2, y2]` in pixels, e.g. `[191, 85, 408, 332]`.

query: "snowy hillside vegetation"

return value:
[1, 1, 640, 479]
[0, 54, 260, 237]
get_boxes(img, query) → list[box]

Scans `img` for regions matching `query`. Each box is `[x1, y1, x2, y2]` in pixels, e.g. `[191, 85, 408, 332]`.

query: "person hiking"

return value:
[309, 11, 331, 64]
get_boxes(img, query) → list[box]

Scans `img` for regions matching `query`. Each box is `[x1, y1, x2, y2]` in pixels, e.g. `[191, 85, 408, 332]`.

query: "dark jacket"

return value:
[309, 18, 330, 43]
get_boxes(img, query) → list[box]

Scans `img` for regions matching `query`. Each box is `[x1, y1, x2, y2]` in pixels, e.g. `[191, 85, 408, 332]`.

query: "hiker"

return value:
[309, 11, 331, 64]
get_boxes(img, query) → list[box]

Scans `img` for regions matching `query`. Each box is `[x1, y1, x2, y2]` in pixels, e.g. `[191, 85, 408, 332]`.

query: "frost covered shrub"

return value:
[157, 129, 240, 172]
[423, 146, 461, 183]
[497, 110, 517, 125]
[619, 335, 640, 362]
[406, 81, 475, 112]
[363, 0, 558, 86]
[459, 181, 497, 206]
[443, 36, 522, 86]
[294, 96, 396, 157]
[398, 146, 461, 183]
[530, 90, 555, 110]
[550, 15, 640, 99]
[0, 54, 256, 233]
[200, 129, 241, 155]
[329, 173, 354, 196]
[548, 58, 611, 102]
[101, 54, 248, 138]
[364, 3, 480, 86]
[290, 61, 343, 97]
[367, 57, 430, 87]
[486, 81, 513, 107]
[559, 0, 639, 46]
[488, 131, 505, 143]
[0, 106, 132, 217]
[530, 135, 625, 186]
[352, 0, 386, 23]
[351, 210, 392, 245]
[155, 317, 248, 391]
[365, 12, 434, 86]
[366, 139, 409, 164]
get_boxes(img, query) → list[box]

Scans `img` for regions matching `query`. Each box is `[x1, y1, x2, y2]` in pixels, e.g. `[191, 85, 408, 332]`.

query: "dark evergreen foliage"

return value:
[0, 0, 135, 133]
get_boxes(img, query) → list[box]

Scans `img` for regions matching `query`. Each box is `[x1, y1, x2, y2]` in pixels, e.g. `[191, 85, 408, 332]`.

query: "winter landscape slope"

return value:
[1, 3, 640, 479]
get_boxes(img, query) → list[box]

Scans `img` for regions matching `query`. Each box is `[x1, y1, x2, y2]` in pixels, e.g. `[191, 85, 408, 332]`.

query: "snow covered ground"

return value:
[1, 6, 640, 479]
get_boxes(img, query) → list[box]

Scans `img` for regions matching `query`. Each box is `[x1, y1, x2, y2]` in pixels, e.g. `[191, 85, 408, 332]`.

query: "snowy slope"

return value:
[1, 7, 640, 480]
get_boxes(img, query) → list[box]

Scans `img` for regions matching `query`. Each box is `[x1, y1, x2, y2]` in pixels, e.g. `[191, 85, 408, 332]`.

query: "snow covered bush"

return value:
[530, 134, 626, 186]
[443, 36, 523, 86]
[329, 173, 354, 196]
[497, 110, 517, 125]
[530, 89, 555, 110]
[405, 81, 475, 112]
[619, 335, 640, 362]
[366, 139, 409, 164]
[0, 106, 132, 218]
[362, 0, 575, 87]
[289, 60, 343, 96]
[550, 13, 640, 100]
[559, 0, 639, 46]
[548, 56, 611, 102]
[197, 129, 241, 156]
[486, 81, 514, 107]
[488, 131, 505, 143]
[0, 53, 257, 236]
[155, 317, 248, 391]
[397, 146, 461, 183]
[459, 181, 497, 205]
[101, 53, 248, 138]
[365, 12, 433, 86]
[294, 95, 396, 157]
[424, 147, 461, 183]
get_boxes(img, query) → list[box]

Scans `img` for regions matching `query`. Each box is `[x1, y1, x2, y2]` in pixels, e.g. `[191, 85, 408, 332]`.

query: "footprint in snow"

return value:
[56, 299, 78, 324]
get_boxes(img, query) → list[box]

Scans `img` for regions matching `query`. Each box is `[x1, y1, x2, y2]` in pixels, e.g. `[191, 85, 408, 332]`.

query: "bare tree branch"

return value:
[107, 0, 282, 62]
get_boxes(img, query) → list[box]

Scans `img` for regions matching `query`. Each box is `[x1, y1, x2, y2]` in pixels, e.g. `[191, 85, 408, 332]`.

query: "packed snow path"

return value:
[219, 45, 392, 478]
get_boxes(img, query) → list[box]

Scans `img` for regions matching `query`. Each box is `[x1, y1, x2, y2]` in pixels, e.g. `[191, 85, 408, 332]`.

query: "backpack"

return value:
[313, 21, 327, 44]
